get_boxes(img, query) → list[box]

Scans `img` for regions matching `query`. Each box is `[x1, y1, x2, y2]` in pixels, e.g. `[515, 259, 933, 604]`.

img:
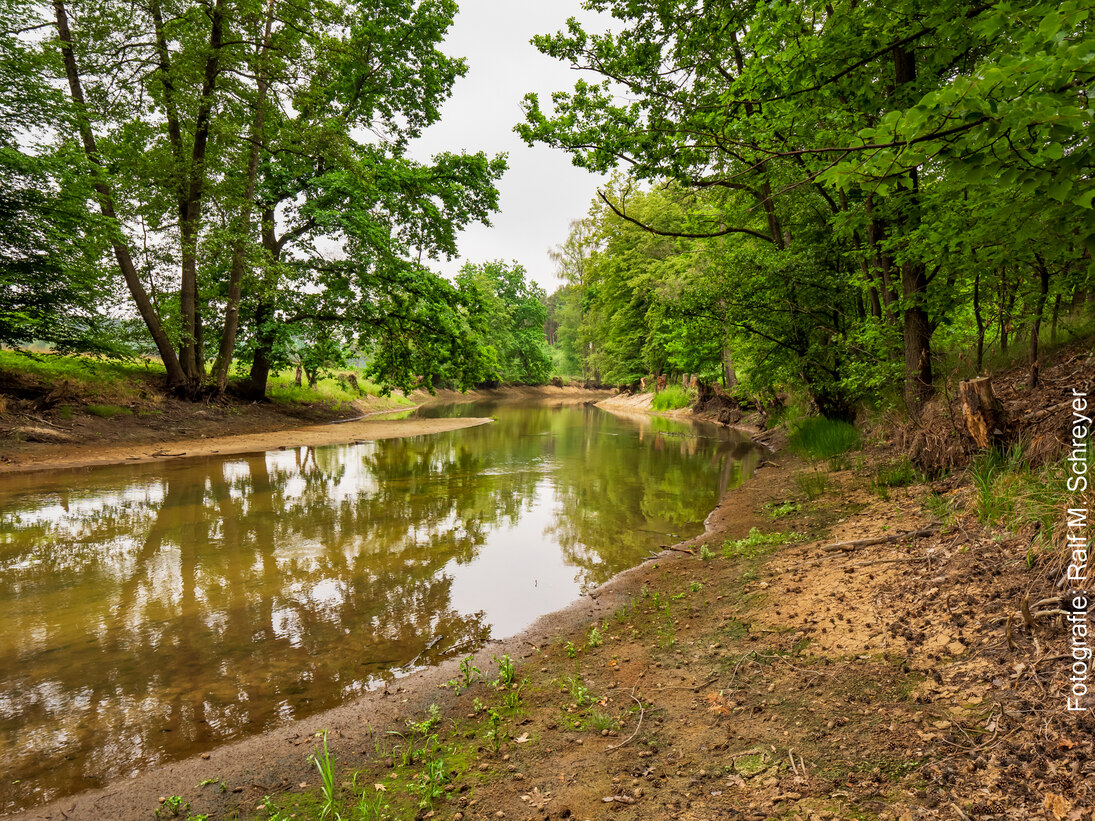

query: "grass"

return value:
[966, 443, 1071, 558]
[788, 416, 861, 461]
[872, 457, 923, 497]
[795, 469, 830, 500]
[651, 384, 693, 411]
[265, 369, 413, 409]
[86, 403, 133, 418]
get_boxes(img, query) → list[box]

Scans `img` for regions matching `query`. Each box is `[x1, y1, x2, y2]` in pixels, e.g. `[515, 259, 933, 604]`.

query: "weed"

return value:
[788, 416, 860, 461]
[587, 626, 603, 648]
[614, 603, 631, 623]
[699, 544, 714, 561]
[794, 469, 829, 500]
[485, 708, 507, 753]
[458, 655, 480, 689]
[308, 730, 338, 819]
[560, 671, 593, 706]
[689, 581, 703, 592]
[472, 697, 486, 714]
[650, 591, 664, 608]
[764, 501, 798, 518]
[651, 384, 693, 411]
[502, 681, 526, 710]
[873, 458, 922, 491]
[352, 776, 390, 821]
[411, 756, 449, 809]
[722, 527, 798, 559]
[410, 704, 442, 737]
[492, 654, 516, 688]
[640, 584, 650, 598]
[564, 641, 579, 658]
[585, 709, 620, 732]
[155, 796, 189, 818]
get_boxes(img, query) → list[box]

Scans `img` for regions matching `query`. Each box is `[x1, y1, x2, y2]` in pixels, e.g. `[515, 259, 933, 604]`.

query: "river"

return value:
[0, 401, 760, 813]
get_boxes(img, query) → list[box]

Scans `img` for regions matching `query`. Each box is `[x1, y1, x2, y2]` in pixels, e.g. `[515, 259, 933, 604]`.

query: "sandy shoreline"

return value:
[0, 415, 493, 475]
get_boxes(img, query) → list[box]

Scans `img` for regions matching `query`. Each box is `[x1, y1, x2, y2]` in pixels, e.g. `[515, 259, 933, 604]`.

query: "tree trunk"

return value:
[973, 269, 985, 372]
[1030, 255, 1050, 388]
[1051, 293, 1061, 344]
[179, 0, 227, 383]
[52, 0, 186, 388]
[960, 377, 1009, 450]
[901, 259, 934, 410]
[213, 0, 276, 394]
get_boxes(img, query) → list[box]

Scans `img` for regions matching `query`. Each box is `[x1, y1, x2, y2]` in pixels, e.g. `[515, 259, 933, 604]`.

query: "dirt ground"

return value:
[6, 360, 1093, 821]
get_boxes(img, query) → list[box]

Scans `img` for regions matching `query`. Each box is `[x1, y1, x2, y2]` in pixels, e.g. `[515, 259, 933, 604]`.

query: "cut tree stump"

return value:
[960, 376, 1009, 450]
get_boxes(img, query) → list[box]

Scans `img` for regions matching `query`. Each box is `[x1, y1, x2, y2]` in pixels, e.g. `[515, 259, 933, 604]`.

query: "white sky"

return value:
[408, 1, 612, 292]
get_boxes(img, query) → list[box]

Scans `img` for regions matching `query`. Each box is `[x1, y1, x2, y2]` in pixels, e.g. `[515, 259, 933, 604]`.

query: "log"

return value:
[959, 376, 1009, 450]
[820, 525, 939, 553]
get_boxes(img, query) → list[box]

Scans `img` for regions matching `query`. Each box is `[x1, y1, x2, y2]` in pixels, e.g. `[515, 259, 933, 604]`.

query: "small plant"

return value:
[502, 681, 526, 709]
[411, 756, 449, 809]
[155, 796, 189, 818]
[561, 671, 593, 706]
[640, 583, 650, 598]
[86, 403, 133, 418]
[460, 655, 480, 686]
[472, 697, 486, 714]
[764, 500, 798, 518]
[353, 777, 390, 821]
[699, 544, 714, 561]
[492, 654, 516, 688]
[794, 469, 829, 500]
[650, 591, 664, 608]
[873, 458, 922, 491]
[564, 640, 579, 658]
[586, 709, 620, 732]
[722, 527, 799, 559]
[587, 626, 603, 648]
[690, 581, 703, 592]
[614, 603, 631, 623]
[485, 708, 507, 753]
[308, 730, 338, 819]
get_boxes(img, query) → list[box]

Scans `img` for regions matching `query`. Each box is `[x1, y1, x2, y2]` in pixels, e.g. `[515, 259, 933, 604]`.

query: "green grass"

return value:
[651, 384, 693, 411]
[795, 469, 830, 500]
[872, 457, 922, 497]
[788, 416, 861, 461]
[0, 350, 161, 401]
[266, 370, 413, 408]
[86, 403, 133, 418]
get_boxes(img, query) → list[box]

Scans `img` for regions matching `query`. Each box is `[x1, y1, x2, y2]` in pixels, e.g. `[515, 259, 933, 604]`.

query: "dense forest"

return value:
[1, 0, 1093, 417]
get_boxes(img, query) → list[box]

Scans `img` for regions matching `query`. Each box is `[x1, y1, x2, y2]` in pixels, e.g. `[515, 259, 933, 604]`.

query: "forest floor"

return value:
[7, 349, 1094, 821]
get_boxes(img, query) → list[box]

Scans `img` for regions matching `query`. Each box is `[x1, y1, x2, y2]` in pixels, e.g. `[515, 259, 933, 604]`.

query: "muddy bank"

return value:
[0, 385, 609, 474]
[0, 415, 493, 475]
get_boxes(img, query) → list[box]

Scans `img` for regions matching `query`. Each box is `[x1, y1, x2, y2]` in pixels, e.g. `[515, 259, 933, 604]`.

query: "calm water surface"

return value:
[0, 402, 760, 813]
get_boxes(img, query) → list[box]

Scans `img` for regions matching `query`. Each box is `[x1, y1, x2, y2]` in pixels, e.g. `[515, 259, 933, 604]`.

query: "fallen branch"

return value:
[606, 687, 645, 753]
[821, 525, 939, 553]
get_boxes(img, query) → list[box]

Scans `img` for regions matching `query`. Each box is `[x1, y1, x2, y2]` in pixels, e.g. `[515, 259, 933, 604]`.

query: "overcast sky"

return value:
[408, 1, 612, 292]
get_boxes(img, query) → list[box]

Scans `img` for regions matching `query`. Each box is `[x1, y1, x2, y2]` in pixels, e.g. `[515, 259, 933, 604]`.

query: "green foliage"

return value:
[795, 471, 831, 501]
[307, 731, 338, 819]
[587, 626, 603, 648]
[722, 528, 799, 560]
[154, 796, 189, 818]
[492, 654, 516, 689]
[651, 384, 693, 411]
[456, 261, 553, 385]
[788, 418, 861, 461]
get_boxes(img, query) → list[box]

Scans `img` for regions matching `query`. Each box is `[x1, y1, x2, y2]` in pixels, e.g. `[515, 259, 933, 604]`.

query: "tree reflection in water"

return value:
[0, 402, 759, 812]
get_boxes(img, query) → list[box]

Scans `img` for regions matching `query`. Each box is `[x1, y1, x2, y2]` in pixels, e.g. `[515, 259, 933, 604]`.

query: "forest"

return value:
[2, 0, 1091, 417]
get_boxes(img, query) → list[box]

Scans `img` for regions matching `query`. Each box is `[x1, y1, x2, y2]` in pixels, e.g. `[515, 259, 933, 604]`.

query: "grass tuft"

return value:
[788, 416, 860, 461]
[651, 384, 693, 411]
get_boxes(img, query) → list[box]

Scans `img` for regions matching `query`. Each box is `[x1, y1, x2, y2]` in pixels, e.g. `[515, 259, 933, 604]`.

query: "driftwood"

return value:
[960, 376, 1009, 449]
[821, 525, 939, 553]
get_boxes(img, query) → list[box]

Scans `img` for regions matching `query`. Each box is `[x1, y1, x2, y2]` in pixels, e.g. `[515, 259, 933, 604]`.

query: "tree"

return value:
[456, 261, 553, 385]
[15, 0, 504, 394]
[519, 0, 1094, 413]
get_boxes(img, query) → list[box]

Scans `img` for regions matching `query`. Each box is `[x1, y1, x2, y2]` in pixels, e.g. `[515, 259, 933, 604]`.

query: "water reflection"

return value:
[0, 403, 759, 813]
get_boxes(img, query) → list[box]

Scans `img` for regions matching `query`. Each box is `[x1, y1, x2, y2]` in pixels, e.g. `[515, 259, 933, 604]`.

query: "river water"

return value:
[0, 401, 760, 813]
